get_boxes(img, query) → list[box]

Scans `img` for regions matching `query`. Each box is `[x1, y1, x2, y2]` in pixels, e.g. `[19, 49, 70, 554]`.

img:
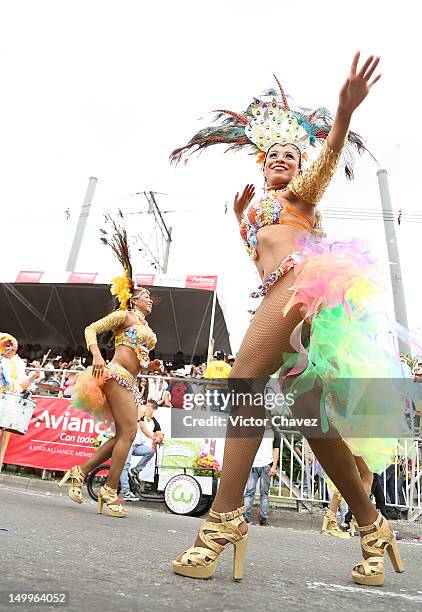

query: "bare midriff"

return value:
[110, 345, 141, 378]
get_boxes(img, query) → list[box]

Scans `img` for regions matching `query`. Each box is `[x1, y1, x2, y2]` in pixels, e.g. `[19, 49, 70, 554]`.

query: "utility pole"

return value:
[66, 177, 98, 271]
[163, 226, 172, 274]
[377, 169, 409, 353]
[143, 191, 172, 273]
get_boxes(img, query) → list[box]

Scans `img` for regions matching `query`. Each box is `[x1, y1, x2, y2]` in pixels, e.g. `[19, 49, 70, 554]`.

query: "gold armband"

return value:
[289, 139, 343, 206]
[84, 310, 127, 349]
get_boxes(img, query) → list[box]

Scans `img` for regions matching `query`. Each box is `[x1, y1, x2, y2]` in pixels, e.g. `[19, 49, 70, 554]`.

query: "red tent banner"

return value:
[185, 275, 217, 291]
[3, 397, 108, 470]
[67, 272, 98, 284]
[14, 270, 218, 291]
[135, 273, 156, 286]
[15, 271, 44, 283]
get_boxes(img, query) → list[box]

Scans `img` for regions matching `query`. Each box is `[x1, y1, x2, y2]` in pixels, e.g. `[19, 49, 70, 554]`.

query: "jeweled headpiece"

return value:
[170, 76, 372, 179]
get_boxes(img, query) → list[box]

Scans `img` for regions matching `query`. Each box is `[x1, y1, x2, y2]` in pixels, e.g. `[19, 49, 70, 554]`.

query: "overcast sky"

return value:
[1, 1, 421, 352]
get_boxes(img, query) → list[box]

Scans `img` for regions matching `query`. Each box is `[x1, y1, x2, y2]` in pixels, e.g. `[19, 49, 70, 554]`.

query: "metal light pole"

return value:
[377, 169, 409, 353]
[66, 177, 98, 271]
[207, 291, 217, 364]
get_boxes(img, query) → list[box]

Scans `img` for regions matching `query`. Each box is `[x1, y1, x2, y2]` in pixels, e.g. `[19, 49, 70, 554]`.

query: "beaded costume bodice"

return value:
[239, 140, 342, 260]
[114, 321, 156, 364]
[85, 310, 156, 367]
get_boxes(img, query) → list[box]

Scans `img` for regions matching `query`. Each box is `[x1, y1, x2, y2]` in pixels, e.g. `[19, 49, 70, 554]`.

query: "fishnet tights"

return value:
[211, 269, 377, 527]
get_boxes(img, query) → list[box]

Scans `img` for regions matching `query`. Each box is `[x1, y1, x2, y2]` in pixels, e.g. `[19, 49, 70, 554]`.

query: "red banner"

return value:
[135, 273, 155, 286]
[185, 275, 217, 291]
[67, 272, 98, 284]
[4, 397, 108, 470]
[15, 271, 44, 283]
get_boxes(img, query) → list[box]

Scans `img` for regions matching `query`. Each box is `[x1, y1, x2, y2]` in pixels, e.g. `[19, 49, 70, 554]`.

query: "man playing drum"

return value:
[0, 333, 40, 463]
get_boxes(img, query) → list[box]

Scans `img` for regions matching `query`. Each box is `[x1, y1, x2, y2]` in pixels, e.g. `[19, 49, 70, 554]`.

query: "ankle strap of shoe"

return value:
[357, 511, 383, 532]
[209, 506, 246, 523]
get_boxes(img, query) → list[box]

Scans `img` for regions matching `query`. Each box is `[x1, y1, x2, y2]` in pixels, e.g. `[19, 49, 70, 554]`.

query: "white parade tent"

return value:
[0, 270, 232, 362]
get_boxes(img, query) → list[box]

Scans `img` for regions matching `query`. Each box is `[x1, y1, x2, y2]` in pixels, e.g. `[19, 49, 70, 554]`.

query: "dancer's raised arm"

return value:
[287, 53, 381, 207]
[328, 52, 381, 152]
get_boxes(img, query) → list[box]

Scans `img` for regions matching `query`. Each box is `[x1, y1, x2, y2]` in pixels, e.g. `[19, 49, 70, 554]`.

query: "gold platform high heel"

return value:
[97, 484, 128, 518]
[352, 511, 404, 586]
[320, 509, 350, 539]
[58, 466, 85, 504]
[172, 506, 248, 580]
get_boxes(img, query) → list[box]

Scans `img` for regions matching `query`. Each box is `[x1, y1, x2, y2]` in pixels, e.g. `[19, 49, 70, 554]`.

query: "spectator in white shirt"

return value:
[244, 424, 281, 526]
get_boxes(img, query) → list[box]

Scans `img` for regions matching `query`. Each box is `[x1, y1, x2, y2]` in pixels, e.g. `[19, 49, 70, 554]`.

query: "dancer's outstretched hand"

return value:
[338, 52, 381, 116]
[234, 184, 255, 222]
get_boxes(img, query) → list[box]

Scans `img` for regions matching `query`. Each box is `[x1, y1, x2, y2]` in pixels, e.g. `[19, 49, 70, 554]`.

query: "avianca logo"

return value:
[35, 409, 106, 435]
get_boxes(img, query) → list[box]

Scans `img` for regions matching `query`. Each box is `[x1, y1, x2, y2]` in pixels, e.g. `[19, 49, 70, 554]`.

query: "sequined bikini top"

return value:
[114, 321, 156, 366]
[239, 140, 342, 260]
[240, 193, 316, 260]
[85, 310, 157, 368]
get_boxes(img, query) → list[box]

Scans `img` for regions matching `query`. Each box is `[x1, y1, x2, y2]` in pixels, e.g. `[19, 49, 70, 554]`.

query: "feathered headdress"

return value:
[170, 76, 375, 179]
[100, 210, 135, 310]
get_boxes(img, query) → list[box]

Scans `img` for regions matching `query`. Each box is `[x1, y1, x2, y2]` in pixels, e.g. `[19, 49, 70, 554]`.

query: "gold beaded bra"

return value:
[85, 310, 157, 368]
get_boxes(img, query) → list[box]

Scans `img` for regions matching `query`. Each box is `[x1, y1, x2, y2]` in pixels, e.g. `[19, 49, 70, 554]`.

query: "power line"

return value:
[66, 185, 422, 225]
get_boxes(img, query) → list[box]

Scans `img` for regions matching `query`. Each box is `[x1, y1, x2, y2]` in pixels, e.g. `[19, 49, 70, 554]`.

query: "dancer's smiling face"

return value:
[131, 288, 153, 315]
[264, 143, 302, 188]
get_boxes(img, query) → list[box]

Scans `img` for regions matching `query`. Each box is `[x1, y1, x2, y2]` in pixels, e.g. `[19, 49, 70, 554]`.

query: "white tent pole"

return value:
[169, 289, 182, 351]
[43, 286, 55, 318]
[53, 287, 78, 347]
[191, 292, 213, 361]
[207, 291, 217, 364]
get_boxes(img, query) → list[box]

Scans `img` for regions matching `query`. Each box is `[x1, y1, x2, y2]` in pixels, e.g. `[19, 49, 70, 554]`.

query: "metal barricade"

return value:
[270, 431, 422, 521]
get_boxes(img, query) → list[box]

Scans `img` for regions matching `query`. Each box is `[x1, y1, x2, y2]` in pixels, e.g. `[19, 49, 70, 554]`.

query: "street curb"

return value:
[1, 473, 421, 539]
[263, 506, 422, 539]
[0, 473, 60, 494]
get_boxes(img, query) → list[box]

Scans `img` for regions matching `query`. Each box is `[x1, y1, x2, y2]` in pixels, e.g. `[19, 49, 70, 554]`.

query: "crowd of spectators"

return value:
[20, 344, 236, 404]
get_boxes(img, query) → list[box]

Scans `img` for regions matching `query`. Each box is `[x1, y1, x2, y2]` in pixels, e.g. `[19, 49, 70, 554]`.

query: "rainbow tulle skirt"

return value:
[253, 235, 417, 474]
[71, 362, 143, 422]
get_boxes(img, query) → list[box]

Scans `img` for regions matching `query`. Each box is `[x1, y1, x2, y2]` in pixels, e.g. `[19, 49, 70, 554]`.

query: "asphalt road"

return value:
[1, 486, 422, 612]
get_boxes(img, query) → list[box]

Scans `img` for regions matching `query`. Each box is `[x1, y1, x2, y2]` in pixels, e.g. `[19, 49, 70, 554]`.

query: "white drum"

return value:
[0, 392, 35, 435]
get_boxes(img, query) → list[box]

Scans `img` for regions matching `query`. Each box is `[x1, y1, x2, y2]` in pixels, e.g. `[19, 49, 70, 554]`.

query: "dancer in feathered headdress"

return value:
[170, 53, 415, 587]
[59, 210, 162, 517]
